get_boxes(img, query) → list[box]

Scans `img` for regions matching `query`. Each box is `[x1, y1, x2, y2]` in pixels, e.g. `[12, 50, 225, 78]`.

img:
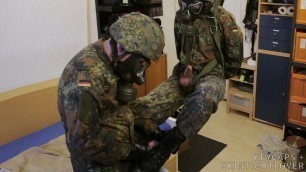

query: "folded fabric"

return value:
[0, 135, 72, 172]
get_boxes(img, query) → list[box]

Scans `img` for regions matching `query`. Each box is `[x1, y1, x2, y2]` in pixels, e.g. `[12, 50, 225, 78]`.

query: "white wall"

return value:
[88, 0, 98, 44]
[0, 0, 250, 93]
[0, 0, 88, 92]
[223, 0, 256, 59]
[160, 0, 180, 77]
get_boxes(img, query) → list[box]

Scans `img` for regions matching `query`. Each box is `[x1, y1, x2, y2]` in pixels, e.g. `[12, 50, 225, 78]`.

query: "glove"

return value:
[125, 144, 153, 160]
[150, 127, 167, 142]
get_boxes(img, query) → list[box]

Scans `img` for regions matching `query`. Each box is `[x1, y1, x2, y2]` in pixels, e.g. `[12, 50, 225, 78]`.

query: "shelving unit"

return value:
[260, 2, 294, 16]
[226, 62, 256, 119]
[95, 0, 162, 38]
[284, 0, 306, 138]
[96, 2, 162, 12]
[254, 0, 294, 127]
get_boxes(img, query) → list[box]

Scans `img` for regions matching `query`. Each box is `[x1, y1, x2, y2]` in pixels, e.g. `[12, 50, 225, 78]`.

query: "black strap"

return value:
[190, 58, 218, 87]
[251, 27, 257, 60]
[220, 0, 225, 6]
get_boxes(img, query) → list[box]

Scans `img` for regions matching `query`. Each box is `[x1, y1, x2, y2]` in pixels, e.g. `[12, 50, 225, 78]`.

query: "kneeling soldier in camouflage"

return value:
[57, 12, 165, 172]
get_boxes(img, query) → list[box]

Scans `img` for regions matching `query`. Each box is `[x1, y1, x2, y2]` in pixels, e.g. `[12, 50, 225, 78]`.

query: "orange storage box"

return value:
[288, 101, 306, 126]
[289, 73, 306, 126]
[296, 0, 306, 24]
[294, 32, 306, 63]
[291, 73, 306, 102]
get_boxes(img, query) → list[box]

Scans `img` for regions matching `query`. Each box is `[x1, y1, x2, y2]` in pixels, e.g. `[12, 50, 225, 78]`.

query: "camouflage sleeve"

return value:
[218, 7, 244, 79]
[67, 54, 134, 165]
[70, 90, 134, 166]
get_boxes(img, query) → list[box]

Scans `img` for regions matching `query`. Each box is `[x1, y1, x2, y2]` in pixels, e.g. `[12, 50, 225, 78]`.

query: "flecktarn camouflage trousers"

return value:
[130, 74, 225, 139]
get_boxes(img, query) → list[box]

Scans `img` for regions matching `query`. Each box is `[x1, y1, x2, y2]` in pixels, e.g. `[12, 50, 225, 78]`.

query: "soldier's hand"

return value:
[148, 140, 158, 148]
[125, 144, 154, 160]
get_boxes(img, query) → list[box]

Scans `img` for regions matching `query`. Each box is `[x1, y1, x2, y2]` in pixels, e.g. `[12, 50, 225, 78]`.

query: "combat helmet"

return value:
[109, 12, 165, 61]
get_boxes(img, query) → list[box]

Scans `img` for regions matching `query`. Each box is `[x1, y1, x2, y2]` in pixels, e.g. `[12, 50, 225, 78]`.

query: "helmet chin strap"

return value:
[110, 37, 119, 64]
[209, 0, 218, 16]
[110, 37, 129, 67]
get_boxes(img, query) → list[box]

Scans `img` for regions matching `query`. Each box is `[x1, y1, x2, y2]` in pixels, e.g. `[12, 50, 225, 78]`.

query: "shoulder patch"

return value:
[77, 69, 91, 87]
[78, 80, 92, 87]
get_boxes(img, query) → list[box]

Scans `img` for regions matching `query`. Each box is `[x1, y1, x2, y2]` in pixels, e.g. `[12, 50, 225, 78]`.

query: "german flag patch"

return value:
[78, 80, 92, 87]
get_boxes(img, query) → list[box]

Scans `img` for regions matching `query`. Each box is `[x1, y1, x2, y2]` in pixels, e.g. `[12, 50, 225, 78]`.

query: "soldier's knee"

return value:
[193, 90, 219, 113]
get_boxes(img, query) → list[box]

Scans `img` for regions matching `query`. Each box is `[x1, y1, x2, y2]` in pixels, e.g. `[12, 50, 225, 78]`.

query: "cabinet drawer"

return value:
[291, 73, 306, 102]
[259, 39, 291, 53]
[228, 88, 253, 112]
[289, 101, 306, 127]
[294, 32, 306, 63]
[260, 15, 293, 29]
[259, 27, 292, 41]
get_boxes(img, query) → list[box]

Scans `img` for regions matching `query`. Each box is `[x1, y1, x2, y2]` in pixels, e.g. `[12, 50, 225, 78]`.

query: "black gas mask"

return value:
[114, 53, 151, 103]
[178, 0, 204, 23]
[178, 0, 216, 23]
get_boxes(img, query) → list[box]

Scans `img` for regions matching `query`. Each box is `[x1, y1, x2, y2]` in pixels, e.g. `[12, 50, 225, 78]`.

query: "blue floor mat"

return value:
[0, 122, 64, 163]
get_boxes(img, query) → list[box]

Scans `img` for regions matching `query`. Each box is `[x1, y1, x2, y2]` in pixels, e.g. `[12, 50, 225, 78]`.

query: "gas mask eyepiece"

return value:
[178, 0, 203, 15]
[116, 54, 150, 85]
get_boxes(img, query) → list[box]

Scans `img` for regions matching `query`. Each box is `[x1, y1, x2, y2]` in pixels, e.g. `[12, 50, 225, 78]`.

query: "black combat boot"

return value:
[135, 126, 186, 172]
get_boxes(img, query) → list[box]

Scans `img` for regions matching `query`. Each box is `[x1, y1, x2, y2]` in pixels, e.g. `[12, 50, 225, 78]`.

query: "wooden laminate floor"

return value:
[197, 100, 293, 172]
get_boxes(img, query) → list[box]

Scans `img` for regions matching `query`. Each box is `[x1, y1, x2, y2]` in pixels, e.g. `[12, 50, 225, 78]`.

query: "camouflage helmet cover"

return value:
[109, 12, 165, 61]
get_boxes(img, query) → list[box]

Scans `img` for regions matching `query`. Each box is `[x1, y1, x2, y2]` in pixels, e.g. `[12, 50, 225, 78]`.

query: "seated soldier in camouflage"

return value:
[57, 12, 165, 172]
[130, 0, 243, 171]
